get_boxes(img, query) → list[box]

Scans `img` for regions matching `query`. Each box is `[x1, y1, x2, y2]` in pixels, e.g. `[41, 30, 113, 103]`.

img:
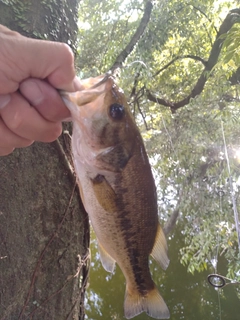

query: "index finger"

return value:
[0, 26, 77, 93]
[18, 39, 76, 90]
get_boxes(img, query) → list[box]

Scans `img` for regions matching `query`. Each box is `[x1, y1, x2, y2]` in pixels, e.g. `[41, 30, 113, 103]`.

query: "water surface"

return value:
[85, 225, 240, 319]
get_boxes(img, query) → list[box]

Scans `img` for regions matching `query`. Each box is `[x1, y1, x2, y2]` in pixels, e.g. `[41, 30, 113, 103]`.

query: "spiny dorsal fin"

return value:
[151, 223, 170, 270]
[98, 241, 116, 273]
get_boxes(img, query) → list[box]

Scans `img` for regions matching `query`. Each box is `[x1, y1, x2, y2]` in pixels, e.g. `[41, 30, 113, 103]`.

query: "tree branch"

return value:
[153, 55, 208, 77]
[147, 8, 240, 112]
[229, 66, 240, 85]
[163, 207, 180, 235]
[110, 1, 153, 72]
[190, 4, 218, 34]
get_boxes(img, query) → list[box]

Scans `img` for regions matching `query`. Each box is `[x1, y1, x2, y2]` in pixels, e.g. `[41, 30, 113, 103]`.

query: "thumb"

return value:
[20, 78, 71, 122]
[0, 26, 79, 92]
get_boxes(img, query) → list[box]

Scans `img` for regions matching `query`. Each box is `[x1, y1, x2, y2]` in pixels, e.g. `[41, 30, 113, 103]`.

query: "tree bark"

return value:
[0, 1, 89, 319]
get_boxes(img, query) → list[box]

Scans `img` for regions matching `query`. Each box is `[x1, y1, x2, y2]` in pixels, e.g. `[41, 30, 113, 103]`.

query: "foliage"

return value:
[220, 15, 240, 67]
[77, 0, 240, 279]
[77, 0, 144, 76]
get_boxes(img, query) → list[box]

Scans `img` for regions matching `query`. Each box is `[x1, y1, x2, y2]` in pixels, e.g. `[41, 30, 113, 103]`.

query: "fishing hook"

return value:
[90, 71, 114, 89]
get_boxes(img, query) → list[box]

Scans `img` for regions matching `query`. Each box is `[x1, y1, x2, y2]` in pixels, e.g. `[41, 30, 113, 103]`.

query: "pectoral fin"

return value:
[151, 223, 170, 270]
[77, 180, 86, 208]
[91, 174, 118, 212]
[98, 241, 116, 273]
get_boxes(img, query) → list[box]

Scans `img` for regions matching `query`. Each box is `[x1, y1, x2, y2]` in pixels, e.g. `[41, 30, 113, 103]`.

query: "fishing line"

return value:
[210, 182, 222, 275]
[127, 60, 148, 69]
[208, 117, 240, 320]
[215, 183, 222, 273]
[221, 119, 240, 250]
[211, 177, 223, 320]
[209, 118, 240, 319]
[217, 288, 222, 320]
[125, 60, 154, 83]
[206, 164, 224, 320]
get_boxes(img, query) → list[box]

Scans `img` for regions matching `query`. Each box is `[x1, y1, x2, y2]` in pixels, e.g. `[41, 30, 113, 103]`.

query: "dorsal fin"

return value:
[151, 223, 170, 270]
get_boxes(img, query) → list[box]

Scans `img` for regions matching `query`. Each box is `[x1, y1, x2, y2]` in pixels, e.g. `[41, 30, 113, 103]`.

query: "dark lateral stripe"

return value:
[129, 246, 149, 294]
[119, 211, 150, 294]
[115, 176, 153, 295]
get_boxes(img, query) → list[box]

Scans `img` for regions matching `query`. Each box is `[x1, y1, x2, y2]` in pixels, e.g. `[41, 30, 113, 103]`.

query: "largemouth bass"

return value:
[61, 74, 170, 319]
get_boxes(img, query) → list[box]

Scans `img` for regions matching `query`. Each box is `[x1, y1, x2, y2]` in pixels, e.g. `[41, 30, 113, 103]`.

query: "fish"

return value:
[61, 74, 170, 319]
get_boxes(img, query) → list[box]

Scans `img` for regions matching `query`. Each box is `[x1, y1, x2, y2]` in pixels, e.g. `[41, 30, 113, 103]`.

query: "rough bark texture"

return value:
[0, 0, 79, 51]
[0, 1, 90, 319]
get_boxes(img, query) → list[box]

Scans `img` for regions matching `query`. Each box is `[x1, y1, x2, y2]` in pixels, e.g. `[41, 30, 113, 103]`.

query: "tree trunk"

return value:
[0, 1, 90, 319]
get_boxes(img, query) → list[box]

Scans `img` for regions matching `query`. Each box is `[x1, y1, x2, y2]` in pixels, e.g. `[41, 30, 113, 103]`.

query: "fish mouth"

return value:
[60, 72, 116, 112]
[59, 72, 114, 98]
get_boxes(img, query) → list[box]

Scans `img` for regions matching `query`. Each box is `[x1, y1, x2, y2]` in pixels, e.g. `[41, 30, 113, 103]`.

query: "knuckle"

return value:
[61, 43, 74, 64]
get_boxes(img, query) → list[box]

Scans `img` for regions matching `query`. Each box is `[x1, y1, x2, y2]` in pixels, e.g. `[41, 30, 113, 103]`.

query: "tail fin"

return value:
[124, 285, 170, 319]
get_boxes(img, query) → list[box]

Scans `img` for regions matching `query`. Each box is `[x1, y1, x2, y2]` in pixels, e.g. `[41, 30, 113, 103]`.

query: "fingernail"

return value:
[20, 80, 44, 106]
[0, 94, 11, 109]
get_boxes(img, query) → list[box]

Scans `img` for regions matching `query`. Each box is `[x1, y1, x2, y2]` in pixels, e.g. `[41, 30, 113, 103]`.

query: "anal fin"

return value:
[98, 241, 116, 273]
[151, 223, 170, 270]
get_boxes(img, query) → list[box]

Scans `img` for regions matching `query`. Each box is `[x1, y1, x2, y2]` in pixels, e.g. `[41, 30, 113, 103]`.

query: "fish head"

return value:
[62, 75, 137, 152]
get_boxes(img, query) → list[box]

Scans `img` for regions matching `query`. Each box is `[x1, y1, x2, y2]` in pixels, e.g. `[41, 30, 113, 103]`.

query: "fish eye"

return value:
[109, 103, 125, 120]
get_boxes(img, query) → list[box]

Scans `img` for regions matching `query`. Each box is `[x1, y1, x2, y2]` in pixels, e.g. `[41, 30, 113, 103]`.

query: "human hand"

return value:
[0, 25, 81, 156]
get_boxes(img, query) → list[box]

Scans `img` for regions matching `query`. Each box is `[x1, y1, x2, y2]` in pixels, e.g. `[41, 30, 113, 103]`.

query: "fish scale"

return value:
[61, 74, 170, 319]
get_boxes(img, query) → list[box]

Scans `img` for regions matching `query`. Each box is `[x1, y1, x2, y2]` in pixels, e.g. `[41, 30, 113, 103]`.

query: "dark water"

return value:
[85, 226, 240, 320]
